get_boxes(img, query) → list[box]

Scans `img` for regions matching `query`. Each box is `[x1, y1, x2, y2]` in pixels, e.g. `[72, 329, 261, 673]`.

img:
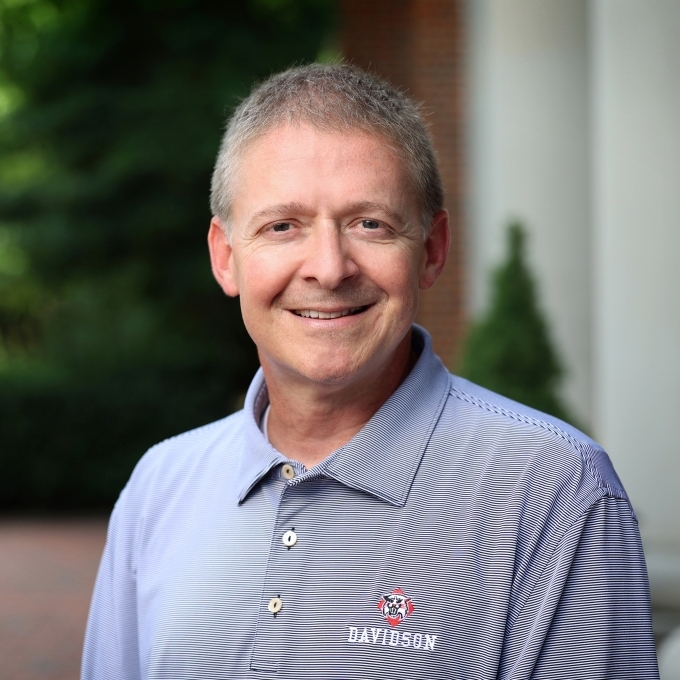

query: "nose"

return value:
[298, 222, 359, 289]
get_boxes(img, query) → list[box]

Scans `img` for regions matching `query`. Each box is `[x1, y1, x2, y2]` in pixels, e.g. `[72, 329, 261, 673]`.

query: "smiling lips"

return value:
[292, 306, 367, 319]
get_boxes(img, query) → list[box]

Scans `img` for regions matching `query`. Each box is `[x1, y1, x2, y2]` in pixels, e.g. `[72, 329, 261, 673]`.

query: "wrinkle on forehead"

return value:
[230, 124, 421, 238]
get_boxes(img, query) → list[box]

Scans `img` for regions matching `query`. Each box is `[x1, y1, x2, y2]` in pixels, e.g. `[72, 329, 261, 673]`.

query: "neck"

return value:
[262, 332, 416, 468]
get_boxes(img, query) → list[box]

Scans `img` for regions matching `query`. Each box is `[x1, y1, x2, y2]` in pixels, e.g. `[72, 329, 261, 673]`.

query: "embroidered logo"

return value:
[346, 588, 436, 651]
[377, 588, 415, 627]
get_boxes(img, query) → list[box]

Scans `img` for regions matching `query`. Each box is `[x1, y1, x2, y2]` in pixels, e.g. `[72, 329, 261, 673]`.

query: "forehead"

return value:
[230, 124, 417, 224]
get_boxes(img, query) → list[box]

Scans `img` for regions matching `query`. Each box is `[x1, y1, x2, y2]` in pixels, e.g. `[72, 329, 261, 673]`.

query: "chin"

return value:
[290, 351, 370, 386]
[296, 363, 363, 386]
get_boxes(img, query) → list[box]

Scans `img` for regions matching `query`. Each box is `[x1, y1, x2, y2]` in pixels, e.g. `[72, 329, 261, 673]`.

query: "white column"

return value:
[466, 0, 592, 425]
[591, 0, 680, 604]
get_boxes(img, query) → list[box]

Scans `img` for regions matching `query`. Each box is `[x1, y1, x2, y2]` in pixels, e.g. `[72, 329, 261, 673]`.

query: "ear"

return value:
[208, 217, 240, 297]
[419, 210, 450, 290]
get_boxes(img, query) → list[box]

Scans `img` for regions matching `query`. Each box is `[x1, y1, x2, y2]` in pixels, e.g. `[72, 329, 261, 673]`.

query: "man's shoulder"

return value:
[122, 410, 246, 504]
[438, 373, 626, 501]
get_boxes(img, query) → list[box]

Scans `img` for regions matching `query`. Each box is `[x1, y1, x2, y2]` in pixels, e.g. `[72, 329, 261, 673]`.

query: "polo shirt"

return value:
[82, 326, 659, 680]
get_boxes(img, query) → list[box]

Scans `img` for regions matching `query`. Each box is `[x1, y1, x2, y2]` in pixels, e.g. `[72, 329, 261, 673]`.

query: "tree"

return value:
[458, 222, 573, 423]
[0, 0, 336, 509]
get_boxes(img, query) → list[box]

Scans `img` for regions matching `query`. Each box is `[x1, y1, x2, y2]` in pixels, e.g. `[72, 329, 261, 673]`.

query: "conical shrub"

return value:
[459, 222, 572, 423]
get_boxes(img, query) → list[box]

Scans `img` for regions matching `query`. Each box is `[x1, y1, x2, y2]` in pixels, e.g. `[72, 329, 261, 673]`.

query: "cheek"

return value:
[237, 252, 290, 308]
[237, 256, 286, 343]
[364, 247, 421, 298]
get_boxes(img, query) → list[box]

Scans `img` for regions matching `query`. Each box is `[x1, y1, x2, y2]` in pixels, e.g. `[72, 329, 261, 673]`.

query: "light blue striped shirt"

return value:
[82, 327, 659, 679]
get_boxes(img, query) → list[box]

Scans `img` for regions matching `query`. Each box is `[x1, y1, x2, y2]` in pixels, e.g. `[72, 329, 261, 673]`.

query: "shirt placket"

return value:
[250, 462, 306, 674]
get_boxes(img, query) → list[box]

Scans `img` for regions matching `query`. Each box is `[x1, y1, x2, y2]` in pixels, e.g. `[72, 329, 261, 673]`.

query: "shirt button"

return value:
[281, 463, 295, 480]
[282, 530, 297, 548]
[268, 597, 283, 614]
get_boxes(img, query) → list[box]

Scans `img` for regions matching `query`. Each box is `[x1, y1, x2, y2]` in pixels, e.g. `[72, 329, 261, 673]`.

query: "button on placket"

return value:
[282, 529, 298, 548]
[267, 596, 283, 615]
[251, 475, 305, 672]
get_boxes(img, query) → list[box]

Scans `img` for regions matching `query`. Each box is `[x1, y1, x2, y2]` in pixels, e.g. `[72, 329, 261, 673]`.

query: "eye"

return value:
[361, 219, 381, 230]
[271, 222, 292, 233]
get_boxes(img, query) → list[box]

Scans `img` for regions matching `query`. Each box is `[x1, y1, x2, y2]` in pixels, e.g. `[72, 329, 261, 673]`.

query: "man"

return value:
[82, 64, 658, 679]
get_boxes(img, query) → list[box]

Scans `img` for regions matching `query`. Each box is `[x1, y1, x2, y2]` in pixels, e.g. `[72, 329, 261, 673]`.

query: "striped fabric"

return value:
[82, 326, 659, 679]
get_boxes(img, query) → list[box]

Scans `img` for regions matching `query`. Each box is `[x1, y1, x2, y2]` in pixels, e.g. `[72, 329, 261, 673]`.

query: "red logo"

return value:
[377, 588, 415, 627]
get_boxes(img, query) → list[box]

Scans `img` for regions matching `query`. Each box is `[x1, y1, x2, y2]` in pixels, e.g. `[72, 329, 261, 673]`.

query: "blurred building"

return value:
[341, 0, 680, 611]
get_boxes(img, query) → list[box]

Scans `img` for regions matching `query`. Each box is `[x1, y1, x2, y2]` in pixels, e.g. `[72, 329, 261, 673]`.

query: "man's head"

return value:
[208, 64, 449, 392]
[210, 63, 444, 239]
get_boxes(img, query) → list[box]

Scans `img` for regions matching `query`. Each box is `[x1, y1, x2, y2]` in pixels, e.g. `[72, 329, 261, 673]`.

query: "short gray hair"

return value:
[210, 63, 444, 238]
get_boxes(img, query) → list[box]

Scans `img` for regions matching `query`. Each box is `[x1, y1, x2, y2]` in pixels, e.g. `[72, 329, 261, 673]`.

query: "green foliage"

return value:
[0, 0, 336, 510]
[459, 222, 572, 423]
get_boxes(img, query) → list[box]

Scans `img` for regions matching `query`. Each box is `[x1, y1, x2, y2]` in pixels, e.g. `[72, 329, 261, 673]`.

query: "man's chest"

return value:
[136, 474, 515, 680]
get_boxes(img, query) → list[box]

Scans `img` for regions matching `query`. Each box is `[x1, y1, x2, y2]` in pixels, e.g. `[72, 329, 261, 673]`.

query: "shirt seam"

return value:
[145, 412, 241, 458]
[449, 386, 625, 499]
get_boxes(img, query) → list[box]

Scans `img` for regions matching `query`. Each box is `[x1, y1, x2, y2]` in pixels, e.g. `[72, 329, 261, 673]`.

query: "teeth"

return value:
[295, 306, 364, 319]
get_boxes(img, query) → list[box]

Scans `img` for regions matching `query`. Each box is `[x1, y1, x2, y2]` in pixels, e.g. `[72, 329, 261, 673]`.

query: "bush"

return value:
[458, 222, 573, 423]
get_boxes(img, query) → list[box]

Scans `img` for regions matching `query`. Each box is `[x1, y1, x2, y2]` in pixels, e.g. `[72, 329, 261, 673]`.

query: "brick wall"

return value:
[339, 0, 466, 367]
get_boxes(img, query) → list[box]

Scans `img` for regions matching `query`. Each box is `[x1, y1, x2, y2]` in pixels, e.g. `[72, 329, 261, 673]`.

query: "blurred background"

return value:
[0, 0, 679, 677]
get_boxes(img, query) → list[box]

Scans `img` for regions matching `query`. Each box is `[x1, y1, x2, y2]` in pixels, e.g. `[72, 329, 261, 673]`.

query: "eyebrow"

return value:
[247, 200, 407, 228]
[343, 201, 406, 225]
[247, 203, 310, 227]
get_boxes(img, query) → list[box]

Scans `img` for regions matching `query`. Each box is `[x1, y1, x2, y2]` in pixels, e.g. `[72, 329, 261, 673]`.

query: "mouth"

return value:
[291, 305, 368, 319]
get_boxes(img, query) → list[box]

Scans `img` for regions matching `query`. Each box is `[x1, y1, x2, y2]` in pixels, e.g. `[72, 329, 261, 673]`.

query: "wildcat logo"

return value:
[346, 589, 436, 652]
[377, 588, 415, 627]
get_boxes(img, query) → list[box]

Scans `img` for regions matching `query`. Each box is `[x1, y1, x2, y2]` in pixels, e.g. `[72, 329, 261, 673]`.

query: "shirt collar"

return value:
[235, 325, 451, 507]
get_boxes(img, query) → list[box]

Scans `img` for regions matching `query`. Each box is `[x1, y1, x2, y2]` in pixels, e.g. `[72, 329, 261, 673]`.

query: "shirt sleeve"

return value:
[81, 496, 142, 680]
[500, 495, 659, 680]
